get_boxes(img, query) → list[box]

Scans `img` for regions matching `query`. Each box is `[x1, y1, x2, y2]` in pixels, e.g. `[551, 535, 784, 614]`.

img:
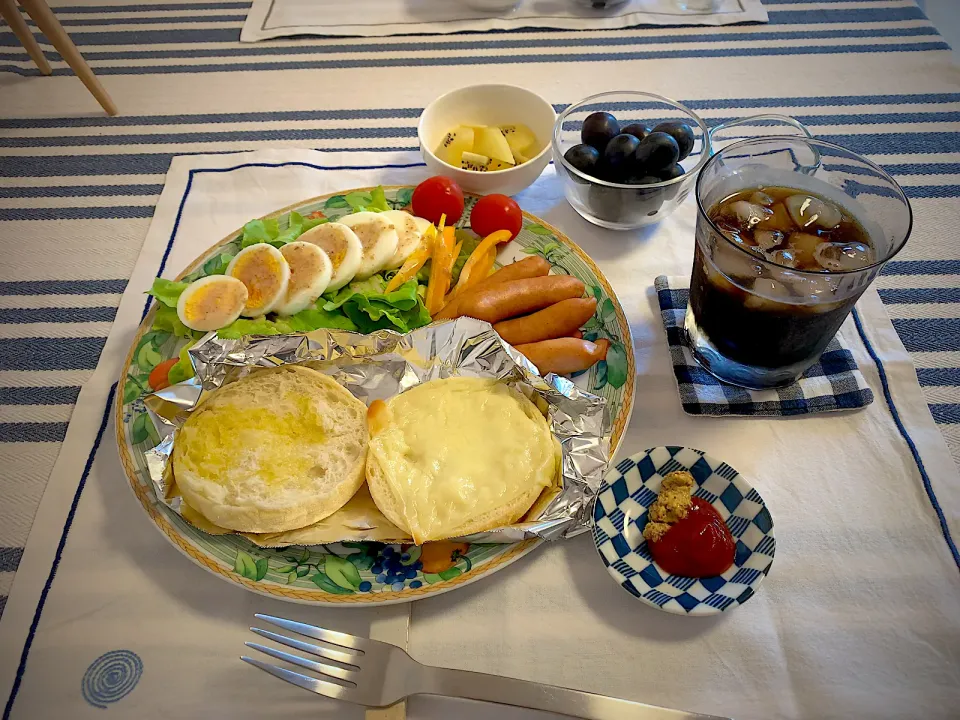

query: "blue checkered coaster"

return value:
[655, 276, 874, 416]
[592, 446, 776, 616]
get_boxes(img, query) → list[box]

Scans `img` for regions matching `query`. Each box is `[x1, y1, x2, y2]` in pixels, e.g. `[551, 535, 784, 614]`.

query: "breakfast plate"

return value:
[116, 186, 635, 605]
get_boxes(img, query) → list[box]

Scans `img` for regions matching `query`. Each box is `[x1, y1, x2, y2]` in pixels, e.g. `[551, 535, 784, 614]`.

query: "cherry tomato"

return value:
[148, 357, 179, 391]
[411, 176, 464, 225]
[469, 194, 522, 240]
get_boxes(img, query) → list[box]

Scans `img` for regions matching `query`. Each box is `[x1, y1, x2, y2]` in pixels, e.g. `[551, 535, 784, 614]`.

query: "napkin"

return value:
[655, 276, 874, 416]
[241, 0, 769, 41]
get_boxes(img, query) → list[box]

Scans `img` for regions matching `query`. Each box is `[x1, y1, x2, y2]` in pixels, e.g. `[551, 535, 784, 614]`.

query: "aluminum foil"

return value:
[144, 317, 611, 544]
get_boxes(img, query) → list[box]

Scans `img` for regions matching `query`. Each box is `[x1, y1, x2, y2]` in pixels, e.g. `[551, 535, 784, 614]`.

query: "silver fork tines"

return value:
[254, 614, 367, 653]
[244, 641, 356, 684]
[240, 656, 355, 701]
[249, 626, 359, 667]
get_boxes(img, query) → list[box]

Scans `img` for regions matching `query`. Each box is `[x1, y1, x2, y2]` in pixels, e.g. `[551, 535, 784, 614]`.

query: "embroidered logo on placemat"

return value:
[81, 649, 143, 708]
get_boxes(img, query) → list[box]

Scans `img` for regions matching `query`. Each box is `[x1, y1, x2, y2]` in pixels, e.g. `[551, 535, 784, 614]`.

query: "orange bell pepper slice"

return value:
[425, 226, 456, 315]
[446, 229, 512, 301]
[385, 224, 436, 293]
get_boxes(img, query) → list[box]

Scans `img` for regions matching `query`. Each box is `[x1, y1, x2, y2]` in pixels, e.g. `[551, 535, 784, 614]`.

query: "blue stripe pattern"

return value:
[0, 423, 67, 443]
[0, 185, 163, 199]
[3, 94, 960, 130]
[5, 111, 960, 149]
[879, 288, 960, 304]
[1, 26, 944, 64]
[0, 387, 81, 405]
[0, 280, 127, 295]
[0, 547, 23, 573]
[0, 307, 116, 324]
[0, 207, 156, 221]
[1, 42, 950, 77]
[0, 338, 107, 371]
[917, 368, 960, 387]
[852, 311, 960, 570]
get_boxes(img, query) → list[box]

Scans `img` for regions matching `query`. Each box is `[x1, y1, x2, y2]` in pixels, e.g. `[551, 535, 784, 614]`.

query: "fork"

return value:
[242, 614, 731, 720]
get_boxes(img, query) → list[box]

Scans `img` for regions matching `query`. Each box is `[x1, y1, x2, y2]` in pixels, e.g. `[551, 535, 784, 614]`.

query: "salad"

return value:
[144, 180, 520, 387]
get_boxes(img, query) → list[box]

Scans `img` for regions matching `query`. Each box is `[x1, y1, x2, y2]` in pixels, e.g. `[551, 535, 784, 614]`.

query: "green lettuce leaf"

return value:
[285, 306, 358, 332]
[151, 304, 198, 340]
[241, 218, 281, 248]
[147, 278, 189, 308]
[343, 186, 390, 214]
[217, 316, 295, 340]
[215, 303, 357, 340]
[322, 274, 431, 334]
[241, 213, 328, 249]
[201, 252, 234, 276]
[368, 186, 390, 213]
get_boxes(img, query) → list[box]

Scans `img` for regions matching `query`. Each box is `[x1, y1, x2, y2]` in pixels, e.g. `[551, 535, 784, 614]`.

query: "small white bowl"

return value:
[418, 84, 556, 197]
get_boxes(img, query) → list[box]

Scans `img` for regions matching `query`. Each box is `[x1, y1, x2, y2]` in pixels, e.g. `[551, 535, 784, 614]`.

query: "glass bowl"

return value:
[552, 91, 712, 230]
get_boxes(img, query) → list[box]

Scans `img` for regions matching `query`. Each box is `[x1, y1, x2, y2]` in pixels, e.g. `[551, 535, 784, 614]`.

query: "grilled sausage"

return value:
[493, 298, 598, 345]
[514, 338, 610, 375]
[458, 276, 585, 324]
[435, 256, 551, 320]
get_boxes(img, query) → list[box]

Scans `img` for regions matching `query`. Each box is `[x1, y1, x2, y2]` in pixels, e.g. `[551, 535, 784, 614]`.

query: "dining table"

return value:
[1, 1, 959, 719]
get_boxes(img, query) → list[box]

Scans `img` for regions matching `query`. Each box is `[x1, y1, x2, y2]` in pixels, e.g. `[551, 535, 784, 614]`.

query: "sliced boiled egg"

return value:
[411, 216, 432, 235]
[176, 275, 248, 332]
[339, 211, 399, 280]
[274, 241, 333, 316]
[381, 210, 423, 269]
[226, 243, 290, 317]
[298, 222, 363, 292]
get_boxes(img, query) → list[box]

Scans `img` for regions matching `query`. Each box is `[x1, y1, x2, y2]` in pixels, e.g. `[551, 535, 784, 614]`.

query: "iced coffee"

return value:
[686, 136, 911, 389]
[691, 186, 873, 371]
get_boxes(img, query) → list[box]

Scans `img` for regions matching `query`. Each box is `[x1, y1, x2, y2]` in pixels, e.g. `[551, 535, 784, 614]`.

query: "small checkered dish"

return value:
[592, 446, 775, 616]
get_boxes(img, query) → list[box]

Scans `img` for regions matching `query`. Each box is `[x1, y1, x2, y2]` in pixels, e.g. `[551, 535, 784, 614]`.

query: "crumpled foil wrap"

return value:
[143, 317, 610, 544]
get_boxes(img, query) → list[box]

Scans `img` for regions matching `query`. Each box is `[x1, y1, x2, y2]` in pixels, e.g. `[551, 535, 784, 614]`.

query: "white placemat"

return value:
[1, 149, 958, 720]
[241, 0, 768, 41]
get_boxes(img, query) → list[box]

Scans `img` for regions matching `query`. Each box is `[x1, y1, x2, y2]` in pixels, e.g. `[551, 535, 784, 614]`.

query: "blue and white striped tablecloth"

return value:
[0, 0, 957, 618]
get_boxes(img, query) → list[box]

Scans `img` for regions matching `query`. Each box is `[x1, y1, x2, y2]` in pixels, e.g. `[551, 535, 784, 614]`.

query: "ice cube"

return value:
[723, 200, 773, 230]
[755, 229, 785, 251]
[762, 202, 795, 233]
[729, 232, 765, 258]
[744, 278, 793, 310]
[787, 232, 823, 269]
[765, 248, 798, 268]
[813, 241, 874, 271]
[784, 194, 842, 230]
[712, 242, 764, 285]
[750, 191, 774, 206]
[785, 273, 842, 312]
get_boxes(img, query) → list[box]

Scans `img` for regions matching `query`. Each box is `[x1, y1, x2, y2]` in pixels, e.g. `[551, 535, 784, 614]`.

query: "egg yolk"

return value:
[231, 249, 283, 310]
[183, 281, 245, 322]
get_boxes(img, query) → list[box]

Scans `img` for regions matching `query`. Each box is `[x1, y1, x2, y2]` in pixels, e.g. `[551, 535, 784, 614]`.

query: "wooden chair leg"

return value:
[0, 0, 51, 75]
[17, 0, 117, 115]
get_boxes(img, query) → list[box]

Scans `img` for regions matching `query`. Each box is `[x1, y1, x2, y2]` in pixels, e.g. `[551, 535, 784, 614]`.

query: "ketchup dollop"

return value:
[648, 497, 735, 577]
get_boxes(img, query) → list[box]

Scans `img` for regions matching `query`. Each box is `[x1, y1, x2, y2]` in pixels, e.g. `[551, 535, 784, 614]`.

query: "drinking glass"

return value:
[686, 136, 912, 389]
